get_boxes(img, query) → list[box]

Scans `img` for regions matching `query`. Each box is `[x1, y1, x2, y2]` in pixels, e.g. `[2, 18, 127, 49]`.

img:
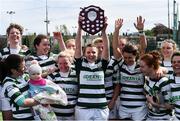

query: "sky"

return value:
[0, 0, 180, 36]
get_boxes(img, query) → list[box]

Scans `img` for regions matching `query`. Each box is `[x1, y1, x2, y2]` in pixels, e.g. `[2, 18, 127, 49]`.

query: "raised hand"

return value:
[134, 16, 145, 31]
[78, 15, 84, 29]
[102, 17, 108, 33]
[115, 18, 123, 31]
[53, 32, 63, 41]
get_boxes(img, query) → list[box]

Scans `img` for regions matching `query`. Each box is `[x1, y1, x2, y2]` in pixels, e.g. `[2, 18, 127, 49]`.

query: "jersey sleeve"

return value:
[4, 81, 26, 106]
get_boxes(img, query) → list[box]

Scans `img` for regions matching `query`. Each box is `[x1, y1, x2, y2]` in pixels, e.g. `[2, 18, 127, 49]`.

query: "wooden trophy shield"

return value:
[79, 5, 105, 35]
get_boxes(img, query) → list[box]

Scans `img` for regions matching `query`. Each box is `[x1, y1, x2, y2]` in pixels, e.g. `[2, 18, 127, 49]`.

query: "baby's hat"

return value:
[28, 63, 42, 75]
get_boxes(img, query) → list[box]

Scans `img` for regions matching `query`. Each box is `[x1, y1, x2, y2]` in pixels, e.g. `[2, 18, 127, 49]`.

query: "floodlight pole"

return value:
[44, 0, 50, 36]
[7, 11, 15, 23]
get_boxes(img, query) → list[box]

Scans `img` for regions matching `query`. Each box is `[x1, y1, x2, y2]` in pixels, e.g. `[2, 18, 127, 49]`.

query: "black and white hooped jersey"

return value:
[0, 46, 31, 87]
[161, 60, 173, 78]
[75, 57, 108, 109]
[144, 76, 171, 119]
[47, 69, 78, 118]
[2, 74, 34, 120]
[169, 74, 180, 120]
[116, 60, 146, 108]
[27, 52, 57, 74]
[0, 47, 31, 59]
[104, 56, 120, 102]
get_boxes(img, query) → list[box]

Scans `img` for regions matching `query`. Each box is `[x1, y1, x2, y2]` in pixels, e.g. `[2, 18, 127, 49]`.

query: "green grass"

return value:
[0, 112, 2, 121]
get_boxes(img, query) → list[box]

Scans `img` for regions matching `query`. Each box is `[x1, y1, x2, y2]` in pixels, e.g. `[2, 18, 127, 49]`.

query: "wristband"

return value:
[138, 30, 144, 33]
[138, 30, 145, 36]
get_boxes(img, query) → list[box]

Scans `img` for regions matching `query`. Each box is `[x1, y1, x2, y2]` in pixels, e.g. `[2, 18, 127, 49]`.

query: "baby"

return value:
[28, 61, 68, 120]
[28, 62, 58, 120]
[28, 63, 57, 97]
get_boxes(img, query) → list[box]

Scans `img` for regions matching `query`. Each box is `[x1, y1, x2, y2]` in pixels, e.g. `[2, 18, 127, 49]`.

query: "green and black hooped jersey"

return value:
[0, 47, 31, 59]
[75, 57, 108, 109]
[144, 76, 171, 120]
[104, 56, 120, 102]
[115, 60, 146, 108]
[2, 74, 34, 120]
[47, 69, 78, 118]
[0, 46, 31, 86]
[161, 60, 173, 78]
[169, 74, 180, 120]
[27, 52, 57, 74]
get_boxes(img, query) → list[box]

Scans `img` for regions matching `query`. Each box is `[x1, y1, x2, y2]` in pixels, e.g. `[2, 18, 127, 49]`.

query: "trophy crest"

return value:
[79, 5, 105, 35]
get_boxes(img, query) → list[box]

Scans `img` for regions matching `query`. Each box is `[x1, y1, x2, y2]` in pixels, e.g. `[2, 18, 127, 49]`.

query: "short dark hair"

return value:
[83, 43, 98, 54]
[171, 51, 180, 62]
[6, 23, 23, 36]
[33, 34, 48, 50]
[122, 43, 139, 56]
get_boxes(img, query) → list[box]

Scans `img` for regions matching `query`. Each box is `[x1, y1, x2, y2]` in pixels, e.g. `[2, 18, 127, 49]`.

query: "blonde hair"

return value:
[161, 39, 177, 50]
[65, 39, 75, 45]
[57, 49, 74, 63]
[92, 37, 103, 45]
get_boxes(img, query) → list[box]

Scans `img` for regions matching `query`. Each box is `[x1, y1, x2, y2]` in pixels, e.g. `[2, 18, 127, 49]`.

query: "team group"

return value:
[0, 15, 180, 121]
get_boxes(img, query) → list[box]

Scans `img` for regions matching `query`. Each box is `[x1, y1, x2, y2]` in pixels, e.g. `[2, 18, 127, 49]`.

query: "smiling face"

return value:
[161, 41, 174, 59]
[140, 60, 153, 76]
[84, 46, 98, 63]
[123, 52, 136, 66]
[12, 60, 26, 77]
[172, 55, 180, 76]
[36, 38, 50, 55]
[57, 56, 71, 73]
[7, 28, 22, 45]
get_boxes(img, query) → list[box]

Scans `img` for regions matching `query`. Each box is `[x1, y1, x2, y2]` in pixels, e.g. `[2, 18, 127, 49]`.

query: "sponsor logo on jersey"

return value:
[83, 74, 103, 81]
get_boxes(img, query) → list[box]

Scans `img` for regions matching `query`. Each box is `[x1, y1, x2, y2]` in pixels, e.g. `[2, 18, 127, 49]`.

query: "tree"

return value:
[22, 34, 36, 52]
[55, 24, 71, 36]
[144, 29, 154, 36]
[55, 24, 72, 42]
[151, 23, 172, 36]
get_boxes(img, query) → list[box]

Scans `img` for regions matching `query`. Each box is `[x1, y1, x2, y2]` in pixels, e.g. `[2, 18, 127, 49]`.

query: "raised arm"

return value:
[101, 21, 110, 61]
[53, 32, 67, 51]
[112, 18, 123, 60]
[74, 16, 82, 59]
[134, 16, 147, 55]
